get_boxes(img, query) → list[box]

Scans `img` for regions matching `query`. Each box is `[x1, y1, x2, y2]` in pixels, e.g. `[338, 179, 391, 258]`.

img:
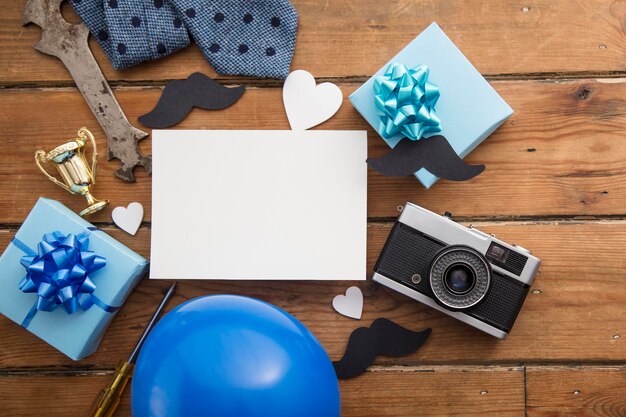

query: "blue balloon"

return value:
[131, 295, 340, 417]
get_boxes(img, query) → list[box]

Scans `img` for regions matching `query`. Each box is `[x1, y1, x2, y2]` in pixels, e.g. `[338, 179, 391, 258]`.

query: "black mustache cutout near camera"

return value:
[367, 135, 485, 181]
[138, 72, 246, 129]
[333, 318, 431, 379]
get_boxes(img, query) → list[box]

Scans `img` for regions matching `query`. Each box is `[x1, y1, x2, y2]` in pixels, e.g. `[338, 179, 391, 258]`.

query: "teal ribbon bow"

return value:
[373, 63, 442, 141]
[13, 229, 118, 328]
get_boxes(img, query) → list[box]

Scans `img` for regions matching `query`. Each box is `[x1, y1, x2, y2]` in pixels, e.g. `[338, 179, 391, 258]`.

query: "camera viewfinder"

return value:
[487, 243, 509, 263]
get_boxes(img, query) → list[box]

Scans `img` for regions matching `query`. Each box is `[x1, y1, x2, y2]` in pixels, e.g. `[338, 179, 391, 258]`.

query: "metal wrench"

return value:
[23, 0, 151, 182]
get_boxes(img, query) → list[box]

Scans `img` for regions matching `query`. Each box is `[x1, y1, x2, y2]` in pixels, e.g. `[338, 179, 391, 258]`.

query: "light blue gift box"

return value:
[0, 198, 149, 360]
[349, 22, 513, 188]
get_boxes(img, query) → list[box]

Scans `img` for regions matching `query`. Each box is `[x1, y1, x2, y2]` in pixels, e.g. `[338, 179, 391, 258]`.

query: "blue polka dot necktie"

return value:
[70, 0, 298, 79]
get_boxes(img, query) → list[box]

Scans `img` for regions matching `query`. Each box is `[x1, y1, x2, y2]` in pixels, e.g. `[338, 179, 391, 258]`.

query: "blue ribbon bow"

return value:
[14, 229, 117, 328]
[373, 63, 442, 141]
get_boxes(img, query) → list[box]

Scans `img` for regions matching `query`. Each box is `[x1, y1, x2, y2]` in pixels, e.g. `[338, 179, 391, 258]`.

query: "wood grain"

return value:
[2, 78, 626, 222]
[2, 0, 626, 414]
[0, 366, 524, 417]
[526, 366, 626, 417]
[2, 0, 626, 84]
[1, 220, 625, 368]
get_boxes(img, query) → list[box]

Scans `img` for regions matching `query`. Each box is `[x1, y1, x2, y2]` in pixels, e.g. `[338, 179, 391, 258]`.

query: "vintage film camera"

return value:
[373, 203, 541, 339]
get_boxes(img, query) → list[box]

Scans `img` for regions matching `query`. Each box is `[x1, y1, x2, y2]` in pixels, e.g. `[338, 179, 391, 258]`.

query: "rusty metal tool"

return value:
[22, 0, 151, 182]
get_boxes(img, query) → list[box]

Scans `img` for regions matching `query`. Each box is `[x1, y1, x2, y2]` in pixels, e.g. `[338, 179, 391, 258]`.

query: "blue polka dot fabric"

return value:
[71, 0, 190, 69]
[70, 0, 299, 79]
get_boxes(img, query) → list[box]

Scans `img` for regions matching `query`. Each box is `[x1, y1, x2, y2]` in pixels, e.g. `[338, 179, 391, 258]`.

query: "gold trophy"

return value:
[35, 127, 109, 217]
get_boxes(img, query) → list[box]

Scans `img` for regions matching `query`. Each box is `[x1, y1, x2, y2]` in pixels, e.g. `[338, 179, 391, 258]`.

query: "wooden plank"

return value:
[1, 0, 625, 84]
[1, 220, 625, 368]
[2, 78, 626, 223]
[0, 366, 525, 417]
[526, 366, 626, 417]
[342, 366, 525, 417]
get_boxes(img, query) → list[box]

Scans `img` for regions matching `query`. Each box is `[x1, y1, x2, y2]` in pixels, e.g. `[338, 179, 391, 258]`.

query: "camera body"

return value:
[373, 203, 541, 339]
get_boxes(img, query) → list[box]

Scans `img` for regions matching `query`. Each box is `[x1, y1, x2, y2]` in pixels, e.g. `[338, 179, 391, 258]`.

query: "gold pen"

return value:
[88, 282, 177, 417]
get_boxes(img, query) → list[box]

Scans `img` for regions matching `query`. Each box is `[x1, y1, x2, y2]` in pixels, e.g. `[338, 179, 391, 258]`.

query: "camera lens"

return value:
[444, 264, 475, 294]
[429, 246, 491, 310]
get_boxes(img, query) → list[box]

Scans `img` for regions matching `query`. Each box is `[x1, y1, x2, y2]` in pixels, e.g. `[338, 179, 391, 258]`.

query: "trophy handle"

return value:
[35, 150, 71, 192]
[78, 127, 99, 184]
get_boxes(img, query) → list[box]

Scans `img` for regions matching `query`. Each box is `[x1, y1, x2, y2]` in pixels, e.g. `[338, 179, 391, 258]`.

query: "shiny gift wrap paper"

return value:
[350, 22, 513, 188]
[0, 198, 148, 360]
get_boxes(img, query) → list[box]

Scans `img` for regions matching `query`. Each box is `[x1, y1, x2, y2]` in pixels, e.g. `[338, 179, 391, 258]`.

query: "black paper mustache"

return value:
[333, 318, 431, 379]
[138, 72, 246, 129]
[367, 135, 485, 181]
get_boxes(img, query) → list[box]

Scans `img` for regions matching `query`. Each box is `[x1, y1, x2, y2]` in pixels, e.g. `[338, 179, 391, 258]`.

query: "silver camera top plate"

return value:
[398, 203, 541, 286]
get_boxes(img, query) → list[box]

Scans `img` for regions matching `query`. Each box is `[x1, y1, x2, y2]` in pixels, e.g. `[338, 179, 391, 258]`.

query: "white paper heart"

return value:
[112, 202, 144, 235]
[283, 70, 343, 130]
[332, 286, 363, 320]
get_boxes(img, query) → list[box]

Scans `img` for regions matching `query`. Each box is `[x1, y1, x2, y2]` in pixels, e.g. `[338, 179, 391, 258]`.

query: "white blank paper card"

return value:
[150, 130, 368, 280]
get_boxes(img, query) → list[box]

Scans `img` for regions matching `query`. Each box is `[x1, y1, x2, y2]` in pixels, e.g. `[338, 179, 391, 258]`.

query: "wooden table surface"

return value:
[1, 1, 626, 416]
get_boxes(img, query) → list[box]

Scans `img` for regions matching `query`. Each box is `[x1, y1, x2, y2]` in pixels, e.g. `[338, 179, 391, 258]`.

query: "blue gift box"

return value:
[0, 198, 149, 360]
[349, 22, 513, 188]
